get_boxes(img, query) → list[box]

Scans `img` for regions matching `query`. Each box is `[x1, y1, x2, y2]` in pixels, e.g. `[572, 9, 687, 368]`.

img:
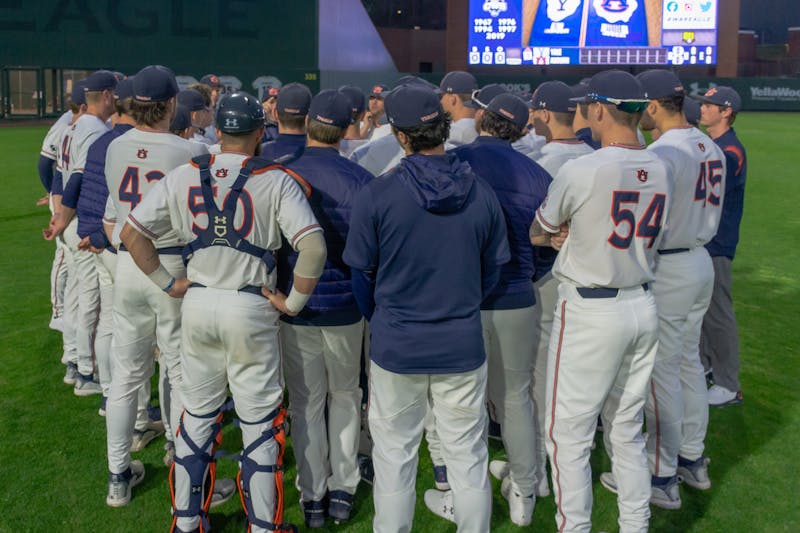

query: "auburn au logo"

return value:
[637, 169, 648, 182]
[698, 142, 706, 152]
[137, 149, 148, 159]
[215, 168, 229, 178]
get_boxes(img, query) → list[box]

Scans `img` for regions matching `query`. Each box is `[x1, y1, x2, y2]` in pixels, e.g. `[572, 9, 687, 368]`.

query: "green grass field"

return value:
[1, 116, 798, 532]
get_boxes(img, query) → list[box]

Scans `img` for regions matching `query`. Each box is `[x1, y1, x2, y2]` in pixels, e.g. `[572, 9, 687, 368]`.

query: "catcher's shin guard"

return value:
[237, 406, 296, 532]
[169, 409, 224, 533]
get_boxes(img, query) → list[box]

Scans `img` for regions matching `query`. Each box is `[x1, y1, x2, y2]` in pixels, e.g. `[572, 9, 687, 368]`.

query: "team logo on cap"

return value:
[225, 118, 239, 128]
[420, 110, 440, 122]
[637, 169, 648, 182]
[268, 87, 279, 96]
[137, 149, 148, 159]
[498, 108, 515, 120]
[705, 87, 718, 97]
[315, 114, 334, 125]
[209, 75, 219, 84]
[372, 85, 384, 95]
[215, 168, 229, 178]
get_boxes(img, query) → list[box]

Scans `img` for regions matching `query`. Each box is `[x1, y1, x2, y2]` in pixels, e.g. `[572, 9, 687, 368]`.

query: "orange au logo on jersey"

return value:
[137, 149, 148, 159]
[698, 142, 706, 152]
[215, 168, 229, 178]
[637, 169, 648, 182]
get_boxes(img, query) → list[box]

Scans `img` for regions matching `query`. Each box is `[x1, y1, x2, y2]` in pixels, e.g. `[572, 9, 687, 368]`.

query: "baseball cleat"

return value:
[63, 363, 78, 385]
[650, 476, 681, 510]
[599, 472, 618, 494]
[489, 459, 510, 481]
[433, 464, 450, 491]
[536, 474, 551, 498]
[302, 499, 326, 528]
[677, 456, 711, 490]
[328, 490, 354, 522]
[163, 440, 175, 467]
[209, 478, 236, 508]
[357, 454, 374, 486]
[106, 460, 145, 507]
[502, 478, 535, 526]
[424, 489, 455, 523]
[131, 422, 165, 452]
[73, 375, 102, 396]
[707, 385, 743, 407]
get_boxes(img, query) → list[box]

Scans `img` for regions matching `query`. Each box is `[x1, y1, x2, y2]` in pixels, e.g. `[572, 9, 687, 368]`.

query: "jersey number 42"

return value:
[608, 191, 666, 250]
[119, 166, 165, 210]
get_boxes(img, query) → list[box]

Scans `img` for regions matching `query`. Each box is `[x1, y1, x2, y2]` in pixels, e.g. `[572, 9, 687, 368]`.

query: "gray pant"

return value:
[700, 256, 740, 392]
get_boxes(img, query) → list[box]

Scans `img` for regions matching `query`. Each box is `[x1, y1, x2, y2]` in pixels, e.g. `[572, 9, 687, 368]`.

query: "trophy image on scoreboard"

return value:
[522, 0, 663, 48]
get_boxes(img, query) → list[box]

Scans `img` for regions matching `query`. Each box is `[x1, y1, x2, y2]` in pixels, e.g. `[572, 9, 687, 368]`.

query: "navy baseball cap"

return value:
[486, 93, 530, 130]
[571, 70, 647, 113]
[695, 86, 741, 113]
[465, 84, 509, 109]
[177, 89, 208, 111]
[440, 71, 477, 94]
[571, 82, 589, 100]
[338, 85, 366, 116]
[200, 74, 222, 87]
[133, 65, 179, 102]
[216, 91, 265, 133]
[309, 89, 353, 129]
[261, 85, 280, 103]
[115, 77, 135, 100]
[70, 80, 87, 105]
[384, 85, 443, 128]
[683, 97, 701, 126]
[531, 81, 576, 113]
[170, 105, 191, 131]
[637, 70, 685, 99]
[370, 84, 389, 99]
[277, 83, 312, 115]
[84, 70, 118, 92]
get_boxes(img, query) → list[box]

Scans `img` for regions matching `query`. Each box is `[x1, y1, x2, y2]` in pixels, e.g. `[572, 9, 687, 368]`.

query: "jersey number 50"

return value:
[119, 166, 165, 210]
[608, 191, 666, 250]
[694, 160, 723, 207]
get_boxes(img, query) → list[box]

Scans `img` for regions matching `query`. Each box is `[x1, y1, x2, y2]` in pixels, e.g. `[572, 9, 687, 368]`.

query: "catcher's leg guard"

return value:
[169, 409, 224, 533]
[237, 406, 296, 532]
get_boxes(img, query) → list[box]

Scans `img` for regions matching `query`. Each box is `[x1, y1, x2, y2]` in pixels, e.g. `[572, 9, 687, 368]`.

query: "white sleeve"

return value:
[103, 195, 117, 225]
[536, 160, 590, 233]
[275, 173, 322, 249]
[71, 130, 105, 173]
[127, 178, 173, 240]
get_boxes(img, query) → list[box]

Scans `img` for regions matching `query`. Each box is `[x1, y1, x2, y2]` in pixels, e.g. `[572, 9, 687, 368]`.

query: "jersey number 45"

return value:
[694, 160, 723, 207]
[608, 191, 666, 250]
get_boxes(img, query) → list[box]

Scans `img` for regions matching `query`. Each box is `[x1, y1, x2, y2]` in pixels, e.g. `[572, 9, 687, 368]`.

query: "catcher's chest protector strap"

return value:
[237, 406, 297, 532]
[182, 154, 277, 272]
[169, 410, 224, 533]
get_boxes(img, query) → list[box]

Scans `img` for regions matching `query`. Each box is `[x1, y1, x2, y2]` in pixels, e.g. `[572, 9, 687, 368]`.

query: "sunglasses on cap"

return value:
[587, 93, 649, 113]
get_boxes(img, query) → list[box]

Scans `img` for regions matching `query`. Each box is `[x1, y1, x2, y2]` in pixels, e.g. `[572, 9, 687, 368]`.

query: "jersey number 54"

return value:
[608, 191, 666, 250]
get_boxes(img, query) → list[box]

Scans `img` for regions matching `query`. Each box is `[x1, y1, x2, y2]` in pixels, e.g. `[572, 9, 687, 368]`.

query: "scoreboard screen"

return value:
[468, 0, 719, 66]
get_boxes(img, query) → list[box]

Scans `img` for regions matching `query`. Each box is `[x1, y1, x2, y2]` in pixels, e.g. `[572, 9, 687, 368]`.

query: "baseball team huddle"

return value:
[36, 63, 747, 533]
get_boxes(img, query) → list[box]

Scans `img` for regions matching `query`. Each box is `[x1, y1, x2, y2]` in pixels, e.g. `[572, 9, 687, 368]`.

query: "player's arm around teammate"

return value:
[123, 91, 326, 533]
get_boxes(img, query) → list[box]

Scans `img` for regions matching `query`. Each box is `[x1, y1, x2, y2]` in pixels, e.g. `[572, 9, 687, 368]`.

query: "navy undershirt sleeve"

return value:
[61, 172, 83, 209]
[38, 155, 55, 192]
[51, 170, 64, 196]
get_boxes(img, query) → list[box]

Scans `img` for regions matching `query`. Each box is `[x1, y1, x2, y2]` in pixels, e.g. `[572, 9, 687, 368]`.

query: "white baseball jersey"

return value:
[536, 146, 672, 288]
[40, 111, 74, 160]
[349, 134, 404, 176]
[104, 128, 208, 246]
[339, 138, 369, 159]
[649, 127, 726, 249]
[128, 152, 322, 291]
[57, 114, 109, 186]
[447, 118, 478, 147]
[512, 129, 546, 160]
[535, 139, 594, 177]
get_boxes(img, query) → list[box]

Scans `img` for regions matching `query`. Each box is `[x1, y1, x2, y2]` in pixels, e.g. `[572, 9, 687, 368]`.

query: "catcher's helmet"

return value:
[216, 91, 265, 133]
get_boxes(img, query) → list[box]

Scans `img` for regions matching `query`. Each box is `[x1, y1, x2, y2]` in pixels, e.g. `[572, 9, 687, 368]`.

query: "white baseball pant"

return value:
[106, 252, 185, 474]
[281, 320, 364, 501]
[369, 362, 491, 533]
[547, 283, 657, 533]
[483, 305, 538, 495]
[646, 248, 713, 475]
[57, 236, 78, 367]
[174, 287, 285, 532]
[49, 240, 67, 329]
[62, 221, 99, 377]
[95, 249, 115, 396]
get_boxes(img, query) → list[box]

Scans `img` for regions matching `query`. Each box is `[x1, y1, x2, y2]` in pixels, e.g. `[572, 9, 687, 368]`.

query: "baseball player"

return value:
[278, 90, 373, 527]
[44, 70, 118, 396]
[343, 84, 510, 533]
[530, 70, 670, 533]
[39, 81, 83, 378]
[199, 74, 223, 108]
[260, 86, 280, 144]
[102, 65, 209, 507]
[337, 85, 370, 158]
[260, 82, 312, 162]
[177, 89, 214, 145]
[439, 71, 478, 147]
[491, 80, 594, 501]
[696, 86, 748, 408]
[361, 84, 389, 140]
[601, 69, 723, 510]
[170, 104, 193, 139]
[571, 82, 602, 150]
[121, 91, 325, 533]
[448, 92, 552, 526]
